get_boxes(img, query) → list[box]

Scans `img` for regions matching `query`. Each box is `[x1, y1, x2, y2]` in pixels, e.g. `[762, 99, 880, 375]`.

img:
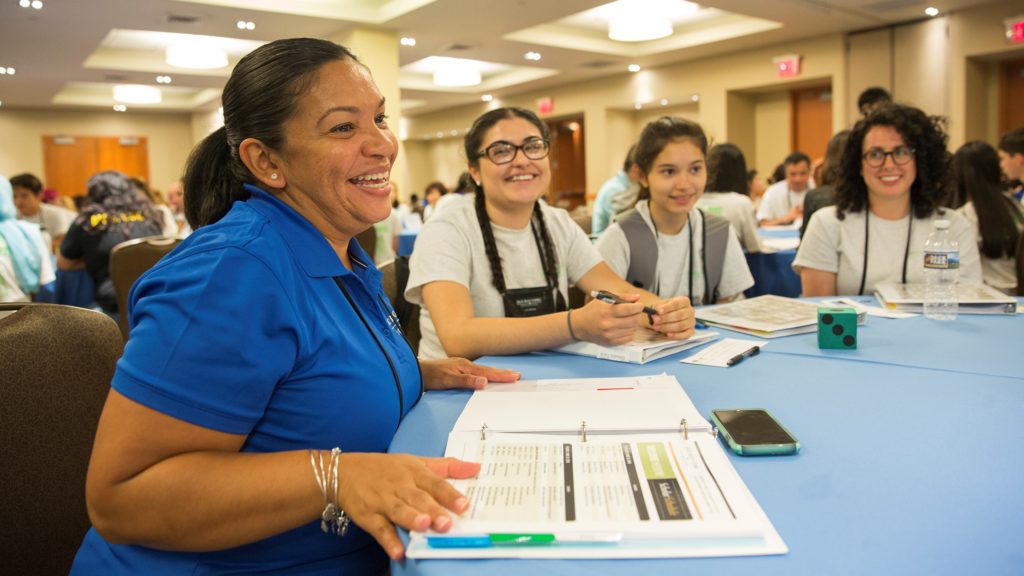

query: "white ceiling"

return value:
[0, 0, 999, 116]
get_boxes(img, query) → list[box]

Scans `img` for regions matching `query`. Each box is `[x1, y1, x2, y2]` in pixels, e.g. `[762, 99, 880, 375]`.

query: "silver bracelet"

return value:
[566, 308, 580, 341]
[309, 447, 350, 537]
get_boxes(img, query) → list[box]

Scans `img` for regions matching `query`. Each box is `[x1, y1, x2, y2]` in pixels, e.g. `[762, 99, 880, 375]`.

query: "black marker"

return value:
[590, 290, 658, 324]
[726, 346, 761, 367]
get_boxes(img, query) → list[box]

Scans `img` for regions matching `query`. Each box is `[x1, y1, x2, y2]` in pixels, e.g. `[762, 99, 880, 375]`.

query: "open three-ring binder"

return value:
[406, 375, 788, 559]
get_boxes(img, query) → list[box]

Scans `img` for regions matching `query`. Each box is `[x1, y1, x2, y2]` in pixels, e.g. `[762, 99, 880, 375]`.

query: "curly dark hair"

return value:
[835, 104, 949, 220]
[78, 171, 160, 235]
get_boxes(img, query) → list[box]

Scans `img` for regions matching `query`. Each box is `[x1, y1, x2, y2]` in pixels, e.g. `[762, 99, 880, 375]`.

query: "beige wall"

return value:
[0, 108, 193, 190]
[403, 33, 847, 204]
[753, 92, 792, 180]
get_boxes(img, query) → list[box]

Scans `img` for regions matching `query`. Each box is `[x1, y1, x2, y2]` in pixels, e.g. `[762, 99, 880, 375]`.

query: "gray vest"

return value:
[617, 208, 731, 305]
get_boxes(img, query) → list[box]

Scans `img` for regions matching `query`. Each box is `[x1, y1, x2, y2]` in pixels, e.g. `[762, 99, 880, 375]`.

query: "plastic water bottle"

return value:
[922, 220, 958, 320]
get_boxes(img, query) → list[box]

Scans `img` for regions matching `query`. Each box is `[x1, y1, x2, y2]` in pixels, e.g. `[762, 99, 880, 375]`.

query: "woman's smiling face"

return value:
[469, 117, 551, 213]
[642, 138, 707, 221]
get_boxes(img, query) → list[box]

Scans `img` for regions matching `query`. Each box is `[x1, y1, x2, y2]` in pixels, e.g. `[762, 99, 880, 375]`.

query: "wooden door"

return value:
[999, 59, 1024, 134]
[545, 116, 586, 211]
[43, 135, 150, 198]
[790, 86, 833, 163]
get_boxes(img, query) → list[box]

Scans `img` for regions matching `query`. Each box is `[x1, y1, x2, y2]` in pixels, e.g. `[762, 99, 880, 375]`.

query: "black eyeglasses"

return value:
[478, 138, 550, 165]
[862, 146, 915, 168]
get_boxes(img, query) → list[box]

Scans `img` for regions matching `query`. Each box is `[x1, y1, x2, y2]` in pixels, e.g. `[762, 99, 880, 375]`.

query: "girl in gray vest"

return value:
[596, 117, 754, 305]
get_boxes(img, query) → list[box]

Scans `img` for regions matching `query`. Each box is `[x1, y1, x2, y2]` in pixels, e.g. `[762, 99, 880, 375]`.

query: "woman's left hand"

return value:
[420, 357, 521, 391]
[650, 296, 696, 340]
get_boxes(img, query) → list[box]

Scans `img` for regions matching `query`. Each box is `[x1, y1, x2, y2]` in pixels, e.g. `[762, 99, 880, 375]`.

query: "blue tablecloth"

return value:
[745, 229, 801, 298]
[389, 303, 1024, 576]
[398, 231, 418, 257]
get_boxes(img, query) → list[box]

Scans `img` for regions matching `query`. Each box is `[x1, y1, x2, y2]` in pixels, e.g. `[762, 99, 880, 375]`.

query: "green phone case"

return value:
[711, 409, 801, 456]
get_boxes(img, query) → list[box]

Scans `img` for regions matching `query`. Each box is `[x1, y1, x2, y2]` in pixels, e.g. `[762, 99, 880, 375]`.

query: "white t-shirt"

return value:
[957, 201, 1020, 294]
[793, 206, 982, 295]
[0, 230, 56, 302]
[406, 199, 603, 359]
[595, 200, 754, 304]
[373, 210, 401, 265]
[18, 202, 76, 252]
[696, 191, 760, 253]
[756, 180, 814, 223]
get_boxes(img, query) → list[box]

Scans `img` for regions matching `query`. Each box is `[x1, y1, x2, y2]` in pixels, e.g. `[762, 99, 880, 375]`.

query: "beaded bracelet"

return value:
[309, 447, 351, 537]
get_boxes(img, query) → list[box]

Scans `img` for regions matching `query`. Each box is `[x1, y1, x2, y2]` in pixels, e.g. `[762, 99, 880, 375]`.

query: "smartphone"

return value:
[710, 409, 800, 456]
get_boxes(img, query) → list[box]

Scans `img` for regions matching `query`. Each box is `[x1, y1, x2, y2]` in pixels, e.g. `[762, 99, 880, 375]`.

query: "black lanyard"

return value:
[858, 210, 912, 296]
[482, 216, 566, 310]
[651, 208, 710, 304]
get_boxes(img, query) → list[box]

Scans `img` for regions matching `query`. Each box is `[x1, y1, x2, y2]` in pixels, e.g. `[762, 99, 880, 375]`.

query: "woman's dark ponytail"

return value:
[183, 126, 250, 229]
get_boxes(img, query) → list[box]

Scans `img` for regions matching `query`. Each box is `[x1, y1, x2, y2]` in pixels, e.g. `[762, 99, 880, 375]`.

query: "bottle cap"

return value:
[934, 219, 950, 229]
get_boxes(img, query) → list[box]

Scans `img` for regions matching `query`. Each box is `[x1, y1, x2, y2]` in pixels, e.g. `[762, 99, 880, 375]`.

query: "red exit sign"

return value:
[1007, 17, 1024, 43]
[773, 54, 801, 78]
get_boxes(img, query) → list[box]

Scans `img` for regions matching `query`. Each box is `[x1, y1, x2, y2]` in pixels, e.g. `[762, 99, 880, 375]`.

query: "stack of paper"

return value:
[696, 295, 866, 338]
[406, 375, 788, 559]
[873, 282, 1018, 315]
[550, 329, 719, 364]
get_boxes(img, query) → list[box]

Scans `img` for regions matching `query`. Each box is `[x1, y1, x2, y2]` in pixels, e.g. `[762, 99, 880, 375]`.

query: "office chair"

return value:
[0, 303, 122, 575]
[378, 257, 421, 355]
[355, 227, 377, 263]
[109, 235, 182, 341]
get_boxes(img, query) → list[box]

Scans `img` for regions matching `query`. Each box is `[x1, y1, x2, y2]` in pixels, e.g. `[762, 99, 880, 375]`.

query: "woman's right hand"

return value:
[572, 296, 642, 345]
[336, 453, 479, 561]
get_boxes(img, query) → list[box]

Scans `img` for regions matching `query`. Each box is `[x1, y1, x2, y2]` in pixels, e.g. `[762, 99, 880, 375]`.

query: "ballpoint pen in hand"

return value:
[590, 290, 658, 324]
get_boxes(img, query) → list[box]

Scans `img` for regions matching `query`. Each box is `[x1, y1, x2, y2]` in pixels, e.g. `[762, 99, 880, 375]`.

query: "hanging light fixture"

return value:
[608, 0, 677, 42]
[432, 57, 481, 87]
[113, 84, 162, 104]
[166, 43, 228, 69]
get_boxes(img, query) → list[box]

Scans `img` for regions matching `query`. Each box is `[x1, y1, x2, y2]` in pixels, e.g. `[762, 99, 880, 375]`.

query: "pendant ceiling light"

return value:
[113, 84, 162, 104]
[608, 0, 676, 42]
[166, 43, 229, 69]
[432, 58, 482, 87]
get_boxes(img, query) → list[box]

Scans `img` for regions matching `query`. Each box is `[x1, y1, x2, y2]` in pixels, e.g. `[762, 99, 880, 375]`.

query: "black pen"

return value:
[726, 346, 760, 367]
[590, 290, 658, 324]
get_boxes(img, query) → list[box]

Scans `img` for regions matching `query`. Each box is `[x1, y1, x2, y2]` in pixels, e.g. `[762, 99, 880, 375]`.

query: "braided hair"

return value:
[465, 107, 560, 295]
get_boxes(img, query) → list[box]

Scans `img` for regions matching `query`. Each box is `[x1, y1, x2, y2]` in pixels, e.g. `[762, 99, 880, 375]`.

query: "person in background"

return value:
[698, 143, 760, 253]
[794, 104, 981, 296]
[951, 141, 1023, 295]
[406, 106, 696, 360]
[164, 180, 191, 236]
[598, 118, 753, 304]
[0, 175, 55, 302]
[756, 152, 815, 226]
[421, 181, 448, 221]
[747, 169, 767, 209]
[57, 171, 164, 317]
[10, 172, 76, 253]
[374, 181, 401, 264]
[591, 145, 639, 236]
[857, 86, 892, 117]
[129, 177, 178, 237]
[997, 127, 1024, 202]
[432, 171, 476, 218]
[800, 130, 850, 239]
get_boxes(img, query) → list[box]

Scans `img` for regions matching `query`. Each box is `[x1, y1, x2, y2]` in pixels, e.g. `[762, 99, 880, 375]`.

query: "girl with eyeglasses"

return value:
[406, 107, 696, 360]
[794, 104, 981, 296]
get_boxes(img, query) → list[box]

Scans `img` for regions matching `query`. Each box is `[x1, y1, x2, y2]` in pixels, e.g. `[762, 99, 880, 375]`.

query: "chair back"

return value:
[0, 303, 122, 575]
[1016, 231, 1024, 297]
[109, 235, 182, 340]
[378, 257, 421, 354]
[355, 227, 377, 263]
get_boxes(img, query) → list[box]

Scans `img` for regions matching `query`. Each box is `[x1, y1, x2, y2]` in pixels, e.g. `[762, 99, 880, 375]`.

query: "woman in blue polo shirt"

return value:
[71, 38, 517, 575]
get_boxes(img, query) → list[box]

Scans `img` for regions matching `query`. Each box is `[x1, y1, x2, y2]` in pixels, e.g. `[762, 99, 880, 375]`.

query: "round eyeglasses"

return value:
[862, 146, 915, 168]
[478, 138, 550, 165]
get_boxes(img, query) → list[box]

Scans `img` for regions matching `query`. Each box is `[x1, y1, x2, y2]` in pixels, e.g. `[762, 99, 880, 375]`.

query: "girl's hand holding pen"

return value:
[573, 292, 644, 346]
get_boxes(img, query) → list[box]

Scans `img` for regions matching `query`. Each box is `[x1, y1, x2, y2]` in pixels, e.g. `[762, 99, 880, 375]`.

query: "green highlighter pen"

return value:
[489, 533, 556, 546]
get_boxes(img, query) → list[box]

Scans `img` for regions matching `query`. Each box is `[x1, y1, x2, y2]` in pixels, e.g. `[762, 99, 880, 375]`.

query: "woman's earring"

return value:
[271, 173, 279, 180]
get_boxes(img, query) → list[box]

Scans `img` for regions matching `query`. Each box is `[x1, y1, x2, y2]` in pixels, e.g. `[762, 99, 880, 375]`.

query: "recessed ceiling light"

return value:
[634, 102, 643, 110]
[113, 104, 127, 112]
[400, 37, 416, 46]
[166, 44, 229, 69]
[113, 84, 162, 104]
[924, 6, 939, 16]
[236, 20, 255, 30]
[436, 131, 444, 138]
[31, 0, 42, 7]
[608, 1, 683, 42]
[0, 67, 14, 75]
[691, 94, 700, 102]
[525, 52, 542, 61]
[155, 75, 172, 84]
[432, 58, 481, 87]
[19, 0, 29, 6]
[660, 98, 669, 106]
[21, 0, 43, 8]
[628, 64, 641, 72]
[481, 94, 493, 102]
[450, 129, 459, 136]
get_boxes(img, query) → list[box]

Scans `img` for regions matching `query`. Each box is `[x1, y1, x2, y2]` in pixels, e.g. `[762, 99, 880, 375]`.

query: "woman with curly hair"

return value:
[793, 104, 981, 296]
[58, 170, 163, 315]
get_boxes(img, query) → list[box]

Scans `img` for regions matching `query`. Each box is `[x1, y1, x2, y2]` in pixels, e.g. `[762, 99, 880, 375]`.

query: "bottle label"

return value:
[924, 250, 959, 270]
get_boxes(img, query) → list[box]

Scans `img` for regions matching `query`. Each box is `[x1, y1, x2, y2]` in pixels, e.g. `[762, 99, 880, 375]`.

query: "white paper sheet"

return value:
[680, 339, 768, 368]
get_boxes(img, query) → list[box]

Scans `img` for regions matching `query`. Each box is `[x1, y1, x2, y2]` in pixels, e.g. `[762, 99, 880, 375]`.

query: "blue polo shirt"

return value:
[71, 186, 422, 575]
